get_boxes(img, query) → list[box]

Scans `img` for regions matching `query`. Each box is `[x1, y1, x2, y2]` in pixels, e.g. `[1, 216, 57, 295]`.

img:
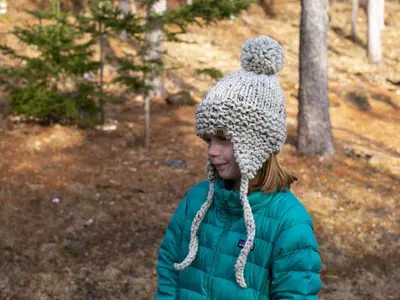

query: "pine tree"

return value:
[0, 3, 100, 124]
[1, 0, 252, 141]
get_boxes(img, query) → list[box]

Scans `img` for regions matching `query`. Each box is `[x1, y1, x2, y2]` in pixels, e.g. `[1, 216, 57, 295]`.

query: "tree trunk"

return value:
[99, 23, 105, 124]
[351, 0, 358, 42]
[145, 0, 167, 99]
[143, 0, 167, 146]
[367, 0, 382, 63]
[144, 91, 150, 147]
[119, 0, 136, 41]
[297, 0, 334, 156]
[0, 0, 7, 15]
[379, 0, 385, 29]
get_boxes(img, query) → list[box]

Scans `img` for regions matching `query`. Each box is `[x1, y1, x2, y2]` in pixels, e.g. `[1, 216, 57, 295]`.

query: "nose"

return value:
[207, 142, 219, 158]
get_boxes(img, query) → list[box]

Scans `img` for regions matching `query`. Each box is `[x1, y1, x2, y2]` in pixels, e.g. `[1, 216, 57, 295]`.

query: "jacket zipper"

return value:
[207, 200, 231, 298]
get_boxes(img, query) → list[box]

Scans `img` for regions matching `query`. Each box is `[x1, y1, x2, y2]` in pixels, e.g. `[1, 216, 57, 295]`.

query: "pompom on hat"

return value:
[174, 36, 287, 288]
[241, 35, 284, 75]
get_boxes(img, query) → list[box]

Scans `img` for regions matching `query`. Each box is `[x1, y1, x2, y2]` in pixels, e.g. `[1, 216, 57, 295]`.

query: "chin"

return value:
[218, 172, 234, 180]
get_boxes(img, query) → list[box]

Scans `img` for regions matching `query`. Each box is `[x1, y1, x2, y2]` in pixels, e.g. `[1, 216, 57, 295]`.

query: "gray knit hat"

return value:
[174, 36, 286, 288]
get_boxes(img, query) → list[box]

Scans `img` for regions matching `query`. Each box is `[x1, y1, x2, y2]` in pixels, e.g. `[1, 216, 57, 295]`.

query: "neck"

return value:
[224, 179, 242, 193]
[231, 179, 241, 194]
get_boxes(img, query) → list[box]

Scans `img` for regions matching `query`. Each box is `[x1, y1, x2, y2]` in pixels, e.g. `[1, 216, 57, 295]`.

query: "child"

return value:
[156, 36, 322, 299]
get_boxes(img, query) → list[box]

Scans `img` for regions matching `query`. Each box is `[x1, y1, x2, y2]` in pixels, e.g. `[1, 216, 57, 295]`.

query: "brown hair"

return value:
[248, 153, 297, 194]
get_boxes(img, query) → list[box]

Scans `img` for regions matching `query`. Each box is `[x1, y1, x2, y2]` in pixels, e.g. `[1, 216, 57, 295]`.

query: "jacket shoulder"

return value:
[186, 180, 209, 198]
[267, 190, 314, 230]
[184, 180, 210, 217]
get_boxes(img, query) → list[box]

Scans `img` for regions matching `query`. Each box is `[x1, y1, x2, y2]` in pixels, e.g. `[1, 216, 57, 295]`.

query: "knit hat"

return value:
[174, 36, 286, 288]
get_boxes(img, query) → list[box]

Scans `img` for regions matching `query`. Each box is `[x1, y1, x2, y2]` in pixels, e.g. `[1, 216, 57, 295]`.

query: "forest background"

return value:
[0, 0, 399, 299]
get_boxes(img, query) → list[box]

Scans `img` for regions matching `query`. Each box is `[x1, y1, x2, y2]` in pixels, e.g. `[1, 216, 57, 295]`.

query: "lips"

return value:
[214, 162, 228, 169]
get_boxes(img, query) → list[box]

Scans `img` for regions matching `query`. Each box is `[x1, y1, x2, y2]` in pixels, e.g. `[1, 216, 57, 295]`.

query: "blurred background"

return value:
[0, 0, 399, 299]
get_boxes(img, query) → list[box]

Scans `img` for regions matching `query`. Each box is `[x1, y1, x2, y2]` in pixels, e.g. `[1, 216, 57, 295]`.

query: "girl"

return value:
[156, 36, 322, 299]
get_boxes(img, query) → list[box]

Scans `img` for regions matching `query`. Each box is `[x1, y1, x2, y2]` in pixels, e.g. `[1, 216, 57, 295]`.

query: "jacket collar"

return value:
[213, 179, 276, 216]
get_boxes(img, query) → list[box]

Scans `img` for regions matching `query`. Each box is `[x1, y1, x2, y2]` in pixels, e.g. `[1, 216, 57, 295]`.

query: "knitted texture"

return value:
[234, 177, 255, 288]
[175, 36, 287, 288]
[241, 35, 284, 75]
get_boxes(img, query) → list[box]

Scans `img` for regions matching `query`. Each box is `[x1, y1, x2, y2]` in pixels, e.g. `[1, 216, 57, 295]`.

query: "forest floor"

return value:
[0, 1, 399, 299]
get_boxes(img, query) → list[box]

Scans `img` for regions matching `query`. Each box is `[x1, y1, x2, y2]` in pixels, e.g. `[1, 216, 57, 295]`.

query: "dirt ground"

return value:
[0, 1, 399, 299]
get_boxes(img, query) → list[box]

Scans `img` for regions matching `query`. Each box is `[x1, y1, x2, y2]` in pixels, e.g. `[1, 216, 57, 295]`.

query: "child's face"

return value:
[205, 135, 241, 181]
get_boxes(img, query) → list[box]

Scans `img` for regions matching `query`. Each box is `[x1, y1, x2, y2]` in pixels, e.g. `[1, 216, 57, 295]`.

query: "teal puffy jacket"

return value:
[156, 180, 322, 299]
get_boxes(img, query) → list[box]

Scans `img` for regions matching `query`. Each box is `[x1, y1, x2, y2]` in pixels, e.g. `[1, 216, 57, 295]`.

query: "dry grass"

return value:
[0, 1, 399, 299]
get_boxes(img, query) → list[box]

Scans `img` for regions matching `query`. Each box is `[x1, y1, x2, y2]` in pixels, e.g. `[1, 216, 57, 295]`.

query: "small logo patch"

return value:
[215, 127, 225, 135]
[237, 239, 255, 251]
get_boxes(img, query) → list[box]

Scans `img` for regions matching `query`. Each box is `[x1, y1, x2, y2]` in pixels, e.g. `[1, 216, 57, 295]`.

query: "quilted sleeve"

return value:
[155, 196, 188, 299]
[270, 204, 322, 299]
